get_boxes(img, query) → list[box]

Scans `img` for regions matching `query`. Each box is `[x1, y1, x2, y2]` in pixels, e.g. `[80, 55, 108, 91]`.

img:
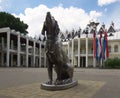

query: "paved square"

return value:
[0, 68, 120, 98]
[0, 80, 105, 98]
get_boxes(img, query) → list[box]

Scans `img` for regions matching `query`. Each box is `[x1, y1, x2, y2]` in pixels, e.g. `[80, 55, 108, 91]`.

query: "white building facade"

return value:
[0, 27, 46, 67]
[63, 34, 120, 68]
[0, 23, 120, 68]
[62, 22, 120, 68]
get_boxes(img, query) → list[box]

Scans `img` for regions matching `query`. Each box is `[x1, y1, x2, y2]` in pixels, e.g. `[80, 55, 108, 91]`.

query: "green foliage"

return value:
[104, 58, 120, 69]
[0, 12, 28, 35]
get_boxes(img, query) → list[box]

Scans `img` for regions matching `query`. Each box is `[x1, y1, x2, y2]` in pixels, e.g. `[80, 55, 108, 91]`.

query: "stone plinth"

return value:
[41, 80, 78, 91]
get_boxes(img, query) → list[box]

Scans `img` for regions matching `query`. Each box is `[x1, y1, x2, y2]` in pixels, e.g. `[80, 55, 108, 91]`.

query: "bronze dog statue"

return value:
[41, 12, 73, 85]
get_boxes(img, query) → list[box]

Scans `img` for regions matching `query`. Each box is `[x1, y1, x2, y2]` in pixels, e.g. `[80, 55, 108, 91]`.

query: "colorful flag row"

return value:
[93, 31, 109, 60]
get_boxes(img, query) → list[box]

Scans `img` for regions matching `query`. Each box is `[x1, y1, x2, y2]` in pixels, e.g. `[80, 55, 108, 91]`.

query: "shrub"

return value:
[104, 58, 120, 69]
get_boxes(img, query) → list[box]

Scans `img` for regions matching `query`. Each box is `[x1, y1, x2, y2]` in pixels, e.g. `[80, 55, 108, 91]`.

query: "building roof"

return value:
[108, 25, 116, 33]
[108, 30, 120, 40]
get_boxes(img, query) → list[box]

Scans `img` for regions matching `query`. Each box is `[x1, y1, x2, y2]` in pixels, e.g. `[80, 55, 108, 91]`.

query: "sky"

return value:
[0, 0, 120, 37]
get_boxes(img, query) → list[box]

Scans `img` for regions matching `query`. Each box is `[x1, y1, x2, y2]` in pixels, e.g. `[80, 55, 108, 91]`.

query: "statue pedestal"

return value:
[40, 80, 78, 91]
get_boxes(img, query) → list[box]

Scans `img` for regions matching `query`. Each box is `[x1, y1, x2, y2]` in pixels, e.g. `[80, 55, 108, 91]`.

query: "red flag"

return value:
[104, 31, 109, 59]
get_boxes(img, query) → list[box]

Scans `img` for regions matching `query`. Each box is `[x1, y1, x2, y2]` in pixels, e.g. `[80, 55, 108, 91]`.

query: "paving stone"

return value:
[0, 80, 105, 98]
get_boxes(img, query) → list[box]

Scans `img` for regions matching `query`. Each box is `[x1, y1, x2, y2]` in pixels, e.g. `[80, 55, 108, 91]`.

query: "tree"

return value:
[0, 12, 28, 35]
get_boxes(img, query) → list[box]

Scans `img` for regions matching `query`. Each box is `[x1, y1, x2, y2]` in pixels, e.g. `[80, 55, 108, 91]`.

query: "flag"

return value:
[96, 37, 98, 60]
[93, 31, 96, 58]
[98, 37, 101, 59]
[96, 37, 100, 61]
[99, 31, 103, 59]
[103, 36, 106, 59]
[103, 31, 109, 60]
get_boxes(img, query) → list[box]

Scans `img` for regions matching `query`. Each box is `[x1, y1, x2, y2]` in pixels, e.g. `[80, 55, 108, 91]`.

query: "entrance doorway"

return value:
[80, 57, 86, 67]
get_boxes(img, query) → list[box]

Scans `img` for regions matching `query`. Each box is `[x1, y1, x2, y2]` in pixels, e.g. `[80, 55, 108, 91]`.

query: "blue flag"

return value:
[96, 37, 98, 61]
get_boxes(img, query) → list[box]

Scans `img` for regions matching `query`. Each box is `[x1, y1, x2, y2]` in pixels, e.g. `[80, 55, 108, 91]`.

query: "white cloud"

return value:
[0, 0, 2, 11]
[104, 8, 108, 12]
[13, 4, 102, 37]
[98, 0, 120, 6]
[89, 11, 102, 19]
[108, 6, 120, 29]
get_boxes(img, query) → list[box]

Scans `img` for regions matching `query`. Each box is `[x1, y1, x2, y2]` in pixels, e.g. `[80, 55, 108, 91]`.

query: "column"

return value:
[6, 31, 10, 67]
[78, 37, 80, 67]
[17, 34, 20, 67]
[2, 37, 4, 49]
[86, 36, 88, 67]
[39, 42, 41, 67]
[1, 37, 4, 66]
[72, 38, 74, 66]
[26, 38, 28, 67]
[33, 41, 36, 67]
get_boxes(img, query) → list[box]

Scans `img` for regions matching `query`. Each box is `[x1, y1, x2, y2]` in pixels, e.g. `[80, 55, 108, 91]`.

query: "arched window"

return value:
[114, 45, 118, 52]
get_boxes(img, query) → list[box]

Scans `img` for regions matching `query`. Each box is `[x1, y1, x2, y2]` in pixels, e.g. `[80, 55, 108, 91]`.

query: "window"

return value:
[114, 45, 118, 52]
